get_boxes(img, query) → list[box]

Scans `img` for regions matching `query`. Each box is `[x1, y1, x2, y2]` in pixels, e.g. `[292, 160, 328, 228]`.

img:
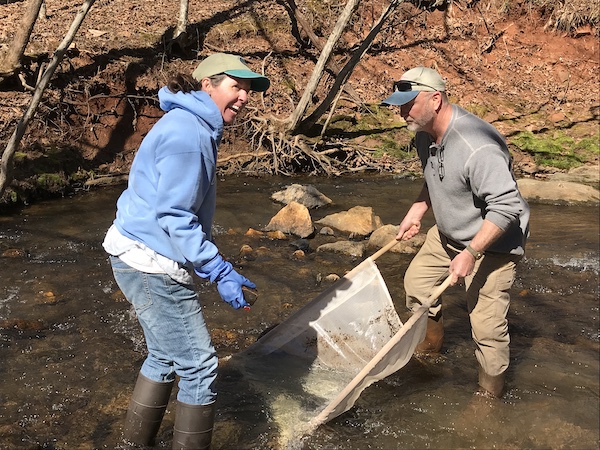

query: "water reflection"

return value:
[0, 175, 598, 449]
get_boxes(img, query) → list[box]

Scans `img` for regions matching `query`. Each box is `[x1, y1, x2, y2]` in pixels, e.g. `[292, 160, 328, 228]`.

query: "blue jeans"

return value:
[109, 255, 218, 405]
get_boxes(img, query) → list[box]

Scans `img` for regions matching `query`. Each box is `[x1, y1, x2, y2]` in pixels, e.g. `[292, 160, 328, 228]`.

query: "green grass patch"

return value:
[36, 173, 68, 191]
[322, 105, 415, 160]
[374, 136, 414, 159]
[510, 129, 600, 170]
[13, 152, 28, 163]
[329, 105, 397, 131]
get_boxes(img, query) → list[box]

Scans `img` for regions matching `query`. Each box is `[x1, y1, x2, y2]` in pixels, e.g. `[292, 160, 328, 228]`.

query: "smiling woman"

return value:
[100, 52, 270, 449]
[191, 53, 270, 123]
[203, 74, 251, 123]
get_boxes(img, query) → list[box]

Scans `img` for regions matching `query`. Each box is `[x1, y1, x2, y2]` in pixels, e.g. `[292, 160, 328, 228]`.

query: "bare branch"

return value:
[0, 0, 45, 80]
[287, 0, 362, 133]
[0, 0, 96, 197]
[300, 0, 405, 132]
[175, 0, 189, 39]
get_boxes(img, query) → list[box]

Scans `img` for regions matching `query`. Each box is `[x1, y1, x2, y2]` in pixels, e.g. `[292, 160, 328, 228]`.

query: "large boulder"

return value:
[548, 165, 599, 187]
[316, 206, 383, 237]
[271, 184, 333, 209]
[517, 179, 599, 204]
[264, 201, 315, 238]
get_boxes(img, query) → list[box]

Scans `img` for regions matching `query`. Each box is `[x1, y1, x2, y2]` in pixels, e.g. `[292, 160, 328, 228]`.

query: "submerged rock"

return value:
[316, 241, 365, 258]
[271, 184, 333, 209]
[245, 228, 264, 237]
[319, 226, 335, 236]
[267, 230, 287, 240]
[368, 224, 427, 254]
[290, 239, 310, 252]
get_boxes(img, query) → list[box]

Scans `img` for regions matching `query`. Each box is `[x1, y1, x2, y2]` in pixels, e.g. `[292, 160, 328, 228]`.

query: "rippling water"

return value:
[0, 174, 598, 449]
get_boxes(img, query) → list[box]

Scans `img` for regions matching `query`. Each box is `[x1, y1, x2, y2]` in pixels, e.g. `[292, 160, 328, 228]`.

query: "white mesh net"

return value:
[225, 257, 431, 449]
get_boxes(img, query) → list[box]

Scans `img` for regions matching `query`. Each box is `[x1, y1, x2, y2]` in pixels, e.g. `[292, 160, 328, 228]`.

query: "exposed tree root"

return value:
[216, 110, 412, 176]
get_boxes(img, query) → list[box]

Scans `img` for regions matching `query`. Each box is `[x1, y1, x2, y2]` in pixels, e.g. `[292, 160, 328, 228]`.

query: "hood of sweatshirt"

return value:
[158, 86, 224, 144]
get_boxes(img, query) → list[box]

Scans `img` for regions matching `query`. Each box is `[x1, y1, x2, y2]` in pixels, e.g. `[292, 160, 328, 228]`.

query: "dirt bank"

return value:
[0, 0, 598, 205]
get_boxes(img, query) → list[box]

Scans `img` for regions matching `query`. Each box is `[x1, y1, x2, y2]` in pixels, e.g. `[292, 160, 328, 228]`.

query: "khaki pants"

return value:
[404, 225, 521, 376]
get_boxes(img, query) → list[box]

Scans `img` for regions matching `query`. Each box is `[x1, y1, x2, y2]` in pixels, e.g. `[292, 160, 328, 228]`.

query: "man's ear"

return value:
[432, 91, 443, 112]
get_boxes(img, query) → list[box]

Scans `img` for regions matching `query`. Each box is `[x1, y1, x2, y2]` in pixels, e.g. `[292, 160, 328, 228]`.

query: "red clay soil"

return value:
[0, 0, 598, 200]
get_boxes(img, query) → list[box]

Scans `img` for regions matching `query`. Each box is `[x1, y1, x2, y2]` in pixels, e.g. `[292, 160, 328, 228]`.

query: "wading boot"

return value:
[123, 373, 174, 446]
[415, 316, 444, 354]
[478, 365, 505, 398]
[172, 401, 215, 450]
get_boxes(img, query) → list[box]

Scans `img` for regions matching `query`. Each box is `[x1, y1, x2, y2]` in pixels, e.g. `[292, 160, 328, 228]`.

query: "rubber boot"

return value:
[172, 401, 215, 450]
[415, 316, 444, 354]
[123, 373, 174, 446]
[478, 365, 505, 398]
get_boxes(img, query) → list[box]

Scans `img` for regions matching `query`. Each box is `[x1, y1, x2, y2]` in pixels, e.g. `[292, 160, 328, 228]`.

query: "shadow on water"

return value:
[0, 174, 598, 449]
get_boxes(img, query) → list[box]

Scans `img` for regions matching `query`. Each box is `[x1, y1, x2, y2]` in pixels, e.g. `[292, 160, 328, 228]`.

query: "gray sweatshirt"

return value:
[416, 105, 530, 255]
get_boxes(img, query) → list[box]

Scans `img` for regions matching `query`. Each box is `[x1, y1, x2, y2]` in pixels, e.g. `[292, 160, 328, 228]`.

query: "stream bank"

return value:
[1, 0, 598, 207]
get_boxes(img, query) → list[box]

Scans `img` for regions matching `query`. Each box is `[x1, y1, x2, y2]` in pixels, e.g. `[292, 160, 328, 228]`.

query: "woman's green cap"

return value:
[192, 53, 270, 92]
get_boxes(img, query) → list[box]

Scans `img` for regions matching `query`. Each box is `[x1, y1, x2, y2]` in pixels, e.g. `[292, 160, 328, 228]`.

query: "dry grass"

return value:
[462, 1, 598, 35]
[531, 0, 600, 34]
[525, 0, 598, 34]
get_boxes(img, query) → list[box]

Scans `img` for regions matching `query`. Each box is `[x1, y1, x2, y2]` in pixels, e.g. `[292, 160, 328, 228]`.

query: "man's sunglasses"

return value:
[393, 80, 438, 92]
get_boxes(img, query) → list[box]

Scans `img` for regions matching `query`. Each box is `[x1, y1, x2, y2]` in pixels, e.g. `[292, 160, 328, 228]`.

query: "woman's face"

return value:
[203, 75, 251, 124]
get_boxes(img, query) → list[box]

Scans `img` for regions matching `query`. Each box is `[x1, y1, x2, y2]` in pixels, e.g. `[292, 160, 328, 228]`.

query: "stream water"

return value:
[0, 174, 598, 450]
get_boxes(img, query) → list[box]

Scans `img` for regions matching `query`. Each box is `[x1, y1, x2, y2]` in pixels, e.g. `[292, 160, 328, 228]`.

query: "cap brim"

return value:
[225, 69, 270, 92]
[381, 90, 419, 106]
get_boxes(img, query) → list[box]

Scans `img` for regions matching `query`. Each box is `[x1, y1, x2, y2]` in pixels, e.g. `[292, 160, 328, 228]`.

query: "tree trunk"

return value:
[174, 0, 189, 39]
[282, 0, 362, 103]
[300, 0, 405, 132]
[287, 0, 362, 134]
[0, 0, 96, 198]
[0, 0, 45, 81]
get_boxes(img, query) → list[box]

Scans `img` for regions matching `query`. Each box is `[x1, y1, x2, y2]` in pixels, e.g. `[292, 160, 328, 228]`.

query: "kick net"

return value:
[224, 248, 449, 449]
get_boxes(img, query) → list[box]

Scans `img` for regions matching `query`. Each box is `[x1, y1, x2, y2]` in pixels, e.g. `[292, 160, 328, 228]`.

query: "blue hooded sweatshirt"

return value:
[112, 86, 224, 269]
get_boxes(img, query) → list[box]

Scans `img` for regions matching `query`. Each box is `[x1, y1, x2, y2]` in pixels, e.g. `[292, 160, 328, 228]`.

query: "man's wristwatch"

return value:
[466, 244, 483, 260]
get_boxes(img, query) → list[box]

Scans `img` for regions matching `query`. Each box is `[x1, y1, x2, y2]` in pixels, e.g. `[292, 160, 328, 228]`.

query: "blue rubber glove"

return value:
[195, 255, 256, 309]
